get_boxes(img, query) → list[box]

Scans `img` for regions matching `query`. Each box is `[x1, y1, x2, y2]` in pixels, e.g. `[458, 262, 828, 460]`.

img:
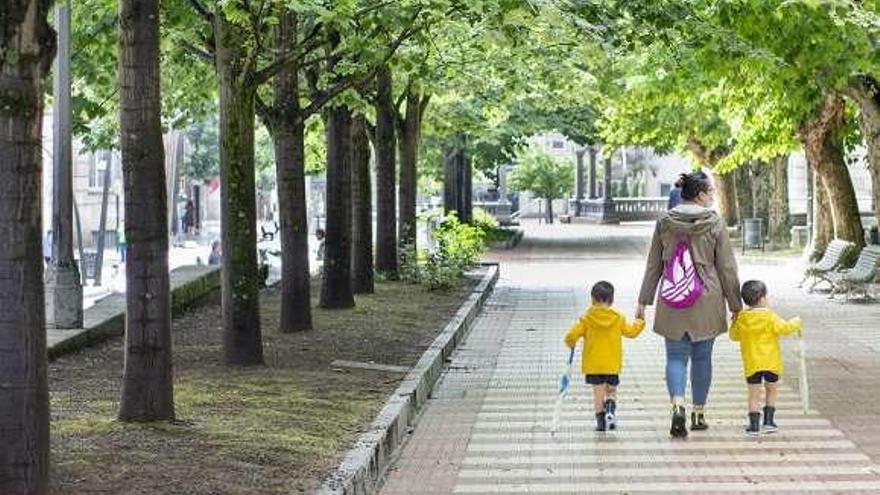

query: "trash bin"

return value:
[742, 218, 764, 253]
[81, 251, 98, 280]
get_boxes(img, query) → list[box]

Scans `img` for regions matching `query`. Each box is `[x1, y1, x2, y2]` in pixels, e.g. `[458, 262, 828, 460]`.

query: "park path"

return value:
[380, 221, 880, 494]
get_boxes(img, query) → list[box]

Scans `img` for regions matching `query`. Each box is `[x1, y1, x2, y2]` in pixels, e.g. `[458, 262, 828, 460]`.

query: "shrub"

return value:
[472, 207, 499, 234]
[425, 213, 486, 290]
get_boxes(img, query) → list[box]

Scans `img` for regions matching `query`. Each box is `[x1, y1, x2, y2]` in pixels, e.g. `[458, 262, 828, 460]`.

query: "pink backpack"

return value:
[659, 239, 704, 309]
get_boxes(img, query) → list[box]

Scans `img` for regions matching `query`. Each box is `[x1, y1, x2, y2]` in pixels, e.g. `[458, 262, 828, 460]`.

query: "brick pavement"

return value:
[380, 222, 880, 493]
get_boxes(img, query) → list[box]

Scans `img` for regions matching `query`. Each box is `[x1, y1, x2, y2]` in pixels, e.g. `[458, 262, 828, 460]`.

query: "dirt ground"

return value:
[49, 275, 477, 494]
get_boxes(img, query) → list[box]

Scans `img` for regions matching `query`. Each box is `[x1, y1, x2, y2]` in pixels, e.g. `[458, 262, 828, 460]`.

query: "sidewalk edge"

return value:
[317, 262, 500, 495]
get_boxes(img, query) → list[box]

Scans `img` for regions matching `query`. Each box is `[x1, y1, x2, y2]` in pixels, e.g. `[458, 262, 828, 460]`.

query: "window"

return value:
[552, 140, 565, 149]
[660, 183, 672, 197]
[88, 153, 111, 189]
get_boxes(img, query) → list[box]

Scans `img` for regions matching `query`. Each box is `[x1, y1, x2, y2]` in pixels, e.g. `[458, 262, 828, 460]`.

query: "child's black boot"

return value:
[762, 406, 778, 433]
[604, 399, 617, 430]
[745, 412, 761, 436]
[594, 412, 606, 432]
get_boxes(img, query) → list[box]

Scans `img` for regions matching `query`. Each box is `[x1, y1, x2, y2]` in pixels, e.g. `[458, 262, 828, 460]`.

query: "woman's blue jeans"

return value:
[665, 334, 715, 406]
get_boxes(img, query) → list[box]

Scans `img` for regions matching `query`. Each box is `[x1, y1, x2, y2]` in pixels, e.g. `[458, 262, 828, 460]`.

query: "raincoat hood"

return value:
[563, 305, 645, 375]
[664, 204, 719, 237]
[582, 306, 622, 329]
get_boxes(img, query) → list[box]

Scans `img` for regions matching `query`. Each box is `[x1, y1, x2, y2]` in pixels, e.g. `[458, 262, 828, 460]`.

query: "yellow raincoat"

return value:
[563, 306, 645, 375]
[729, 308, 802, 377]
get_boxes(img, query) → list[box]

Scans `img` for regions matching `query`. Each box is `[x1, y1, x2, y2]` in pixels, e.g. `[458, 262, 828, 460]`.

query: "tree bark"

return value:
[215, 9, 263, 365]
[461, 141, 473, 223]
[685, 135, 738, 227]
[546, 197, 554, 224]
[842, 74, 880, 227]
[374, 66, 398, 278]
[754, 164, 771, 222]
[713, 171, 738, 227]
[350, 113, 373, 294]
[397, 91, 423, 249]
[768, 155, 791, 249]
[94, 150, 112, 285]
[443, 144, 459, 217]
[813, 176, 834, 259]
[118, 0, 174, 421]
[799, 94, 865, 251]
[0, 1, 54, 492]
[320, 105, 356, 309]
[734, 165, 752, 221]
[272, 12, 311, 332]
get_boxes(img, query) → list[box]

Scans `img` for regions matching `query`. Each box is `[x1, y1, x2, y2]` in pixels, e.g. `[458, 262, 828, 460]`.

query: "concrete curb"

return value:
[318, 263, 500, 495]
[48, 265, 220, 360]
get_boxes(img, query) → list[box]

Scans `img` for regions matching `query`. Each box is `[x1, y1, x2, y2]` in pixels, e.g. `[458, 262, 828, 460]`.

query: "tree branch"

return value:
[181, 40, 215, 64]
[187, 0, 213, 23]
[250, 20, 324, 87]
[301, 8, 424, 118]
[254, 93, 276, 130]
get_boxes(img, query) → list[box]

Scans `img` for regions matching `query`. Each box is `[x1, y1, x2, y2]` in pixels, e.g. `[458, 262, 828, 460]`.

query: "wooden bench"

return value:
[829, 245, 880, 300]
[800, 239, 856, 292]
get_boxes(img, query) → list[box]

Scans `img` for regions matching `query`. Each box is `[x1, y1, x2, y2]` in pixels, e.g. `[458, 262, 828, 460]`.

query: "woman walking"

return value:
[636, 171, 742, 438]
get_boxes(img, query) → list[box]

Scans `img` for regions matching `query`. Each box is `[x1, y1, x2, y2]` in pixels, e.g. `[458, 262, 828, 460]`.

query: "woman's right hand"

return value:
[635, 303, 646, 320]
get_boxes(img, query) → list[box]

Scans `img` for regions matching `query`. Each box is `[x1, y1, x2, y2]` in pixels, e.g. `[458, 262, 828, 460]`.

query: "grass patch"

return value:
[49, 274, 478, 494]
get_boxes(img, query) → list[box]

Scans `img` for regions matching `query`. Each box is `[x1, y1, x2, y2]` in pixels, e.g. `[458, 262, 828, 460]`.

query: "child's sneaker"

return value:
[670, 405, 687, 438]
[762, 406, 778, 434]
[690, 410, 708, 431]
[594, 412, 606, 432]
[604, 399, 617, 431]
[745, 412, 761, 436]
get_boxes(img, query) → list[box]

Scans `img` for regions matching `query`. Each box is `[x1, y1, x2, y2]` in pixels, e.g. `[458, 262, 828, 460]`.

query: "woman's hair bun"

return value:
[675, 174, 688, 189]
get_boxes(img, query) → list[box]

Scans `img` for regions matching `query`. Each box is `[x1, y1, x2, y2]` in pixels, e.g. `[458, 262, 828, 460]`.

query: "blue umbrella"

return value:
[551, 347, 576, 435]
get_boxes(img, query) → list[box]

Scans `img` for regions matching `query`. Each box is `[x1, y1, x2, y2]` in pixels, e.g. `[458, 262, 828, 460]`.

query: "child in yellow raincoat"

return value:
[564, 281, 645, 431]
[730, 280, 802, 436]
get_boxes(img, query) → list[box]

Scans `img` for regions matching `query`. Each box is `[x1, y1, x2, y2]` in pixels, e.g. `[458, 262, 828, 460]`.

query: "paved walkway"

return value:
[380, 222, 880, 493]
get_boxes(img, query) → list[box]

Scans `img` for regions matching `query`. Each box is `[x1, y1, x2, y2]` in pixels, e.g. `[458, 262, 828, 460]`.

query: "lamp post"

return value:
[46, 0, 83, 328]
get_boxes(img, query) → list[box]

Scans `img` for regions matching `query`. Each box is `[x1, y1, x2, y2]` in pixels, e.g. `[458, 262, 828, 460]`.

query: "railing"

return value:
[574, 197, 667, 223]
[613, 197, 668, 222]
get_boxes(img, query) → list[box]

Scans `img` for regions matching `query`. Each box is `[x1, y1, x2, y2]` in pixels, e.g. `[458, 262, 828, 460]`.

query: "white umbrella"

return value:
[551, 347, 576, 435]
[798, 331, 810, 414]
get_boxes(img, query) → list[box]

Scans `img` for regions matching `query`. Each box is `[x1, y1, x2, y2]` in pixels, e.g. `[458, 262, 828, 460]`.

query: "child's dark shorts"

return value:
[746, 371, 779, 384]
[586, 374, 620, 386]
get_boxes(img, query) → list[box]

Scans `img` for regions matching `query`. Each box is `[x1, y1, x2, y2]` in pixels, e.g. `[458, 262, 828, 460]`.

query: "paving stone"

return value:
[379, 222, 880, 494]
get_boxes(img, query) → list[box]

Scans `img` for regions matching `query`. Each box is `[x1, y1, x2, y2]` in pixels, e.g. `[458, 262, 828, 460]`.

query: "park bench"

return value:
[800, 239, 856, 292]
[829, 245, 880, 301]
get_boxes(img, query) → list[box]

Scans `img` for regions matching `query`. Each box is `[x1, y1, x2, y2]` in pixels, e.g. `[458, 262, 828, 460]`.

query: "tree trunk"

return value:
[320, 105, 355, 309]
[272, 12, 311, 332]
[94, 150, 112, 285]
[443, 144, 458, 217]
[215, 9, 263, 365]
[118, 0, 174, 421]
[734, 165, 752, 221]
[799, 94, 865, 251]
[0, 1, 54, 492]
[374, 66, 398, 278]
[843, 75, 880, 228]
[350, 114, 373, 294]
[397, 92, 421, 249]
[546, 198, 554, 224]
[813, 177, 834, 259]
[767, 155, 791, 249]
[461, 141, 473, 223]
[713, 171, 738, 227]
[754, 165, 771, 224]
[685, 135, 738, 227]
